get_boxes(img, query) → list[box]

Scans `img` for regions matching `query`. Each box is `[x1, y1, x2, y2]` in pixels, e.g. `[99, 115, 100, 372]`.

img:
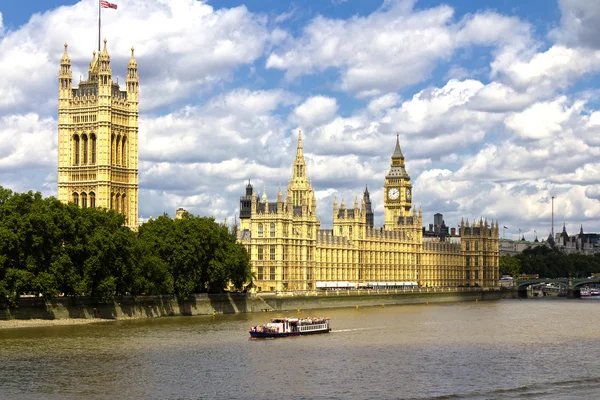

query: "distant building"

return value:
[549, 224, 597, 254]
[500, 224, 599, 256]
[499, 238, 545, 256]
[422, 213, 458, 243]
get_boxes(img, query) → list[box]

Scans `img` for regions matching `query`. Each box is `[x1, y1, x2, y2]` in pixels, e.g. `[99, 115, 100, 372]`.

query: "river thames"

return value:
[0, 298, 598, 399]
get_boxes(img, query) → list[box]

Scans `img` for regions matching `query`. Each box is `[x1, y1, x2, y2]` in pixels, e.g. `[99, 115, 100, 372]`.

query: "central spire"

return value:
[296, 128, 304, 158]
[392, 132, 404, 159]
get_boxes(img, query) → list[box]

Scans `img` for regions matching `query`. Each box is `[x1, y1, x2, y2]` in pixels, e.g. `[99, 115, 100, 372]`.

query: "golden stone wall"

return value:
[57, 40, 139, 229]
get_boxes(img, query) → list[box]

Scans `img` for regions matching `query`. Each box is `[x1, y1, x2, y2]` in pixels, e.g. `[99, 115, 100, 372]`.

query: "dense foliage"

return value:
[500, 246, 600, 279]
[0, 187, 252, 305]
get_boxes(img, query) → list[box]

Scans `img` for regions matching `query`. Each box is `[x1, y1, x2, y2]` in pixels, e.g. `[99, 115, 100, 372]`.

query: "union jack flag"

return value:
[101, 0, 117, 9]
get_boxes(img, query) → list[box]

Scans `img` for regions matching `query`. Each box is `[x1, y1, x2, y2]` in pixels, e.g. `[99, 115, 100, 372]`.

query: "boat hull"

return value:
[249, 327, 331, 339]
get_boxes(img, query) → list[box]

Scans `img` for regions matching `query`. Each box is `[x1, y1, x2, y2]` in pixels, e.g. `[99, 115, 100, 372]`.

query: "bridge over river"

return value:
[515, 277, 600, 298]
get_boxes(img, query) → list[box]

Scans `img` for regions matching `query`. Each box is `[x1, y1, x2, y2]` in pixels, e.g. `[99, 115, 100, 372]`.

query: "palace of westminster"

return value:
[56, 40, 500, 291]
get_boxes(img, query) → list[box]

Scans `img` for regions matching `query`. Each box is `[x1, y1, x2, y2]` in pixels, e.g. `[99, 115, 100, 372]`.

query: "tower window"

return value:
[111, 134, 115, 165]
[91, 134, 97, 164]
[270, 223, 275, 237]
[270, 245, 275, 260]
[90, 192, 96, 208]
[81, 192, 87, 209]
[258, 223, 263, 237]
[72, 192, 79, 206]
[116, 135, 121, 166]
[82, 134, 88, 164]
[121, 136, 127, 167]
[115, 193, 120, 213]
[121, 194, 127, 216]
[74, 135, 80, 165]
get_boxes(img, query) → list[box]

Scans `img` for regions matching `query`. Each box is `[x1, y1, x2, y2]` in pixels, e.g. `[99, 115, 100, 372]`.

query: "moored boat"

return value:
[580, 286, 600, 299]
[249, 317, 331, 339]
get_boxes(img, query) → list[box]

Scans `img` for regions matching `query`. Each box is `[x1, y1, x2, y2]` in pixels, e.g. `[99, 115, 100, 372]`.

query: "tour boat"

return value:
[249, 317, 331, 339]
[580, 287, 600, 299]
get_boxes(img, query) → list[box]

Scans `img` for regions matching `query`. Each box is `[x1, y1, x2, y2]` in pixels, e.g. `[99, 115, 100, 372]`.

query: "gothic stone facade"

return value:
[57, 40, 139, 229]
[238, 132, 499, 292]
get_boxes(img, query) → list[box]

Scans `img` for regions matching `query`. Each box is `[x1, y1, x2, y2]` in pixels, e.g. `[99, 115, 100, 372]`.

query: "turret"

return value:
[98, 38, 112, 87]
[126, 47, 139, 115]
[59, 43, 72, 101]
[261, 185, 268, 204]
[363, 186, 374, 228]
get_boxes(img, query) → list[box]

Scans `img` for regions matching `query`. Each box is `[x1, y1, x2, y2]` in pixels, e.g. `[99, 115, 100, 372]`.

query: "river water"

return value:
[0, 298, 599, 399]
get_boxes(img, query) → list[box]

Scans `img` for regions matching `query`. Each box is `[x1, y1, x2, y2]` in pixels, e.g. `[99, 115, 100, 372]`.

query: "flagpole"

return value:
[98, 0, 101, 51]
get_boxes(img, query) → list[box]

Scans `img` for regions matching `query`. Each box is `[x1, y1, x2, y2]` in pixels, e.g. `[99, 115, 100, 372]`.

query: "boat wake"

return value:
[333, 327, 382, 333]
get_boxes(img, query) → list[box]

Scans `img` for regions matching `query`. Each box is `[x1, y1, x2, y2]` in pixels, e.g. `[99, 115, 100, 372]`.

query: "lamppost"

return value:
[551, 196, 555, 238]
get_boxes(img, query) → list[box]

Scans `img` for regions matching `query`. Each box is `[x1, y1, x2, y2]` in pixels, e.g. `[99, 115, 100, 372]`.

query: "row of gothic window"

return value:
[72, 134, 128, 166]
[72, 192, 128, 215]
[257, 223, 276, 237]
[72, 192, 96, 208]
[73, 134, 96, 165]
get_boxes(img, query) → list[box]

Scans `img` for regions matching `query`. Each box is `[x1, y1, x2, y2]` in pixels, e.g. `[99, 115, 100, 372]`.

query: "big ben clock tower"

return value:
[384, 134, 412, 229]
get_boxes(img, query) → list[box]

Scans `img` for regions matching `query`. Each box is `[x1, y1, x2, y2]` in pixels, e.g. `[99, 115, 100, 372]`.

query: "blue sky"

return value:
[2, 0, 600, 240]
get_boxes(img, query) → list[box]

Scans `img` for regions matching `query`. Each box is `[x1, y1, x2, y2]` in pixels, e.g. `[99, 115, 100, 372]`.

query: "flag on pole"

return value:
[503, 226, 508, 229]
[101, 0, 118, 9]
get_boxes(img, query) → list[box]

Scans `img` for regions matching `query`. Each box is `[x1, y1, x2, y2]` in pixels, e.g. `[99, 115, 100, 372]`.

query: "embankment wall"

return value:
[0, 289, 503, 321]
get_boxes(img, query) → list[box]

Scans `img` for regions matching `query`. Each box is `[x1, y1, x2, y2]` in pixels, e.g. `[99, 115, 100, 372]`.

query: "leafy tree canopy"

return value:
[0, 186, 252, 305]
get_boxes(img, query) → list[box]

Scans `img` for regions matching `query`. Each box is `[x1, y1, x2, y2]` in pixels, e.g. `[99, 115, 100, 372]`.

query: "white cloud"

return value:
[504, 97, 583, 140]
[291, 96, 338, 127]
[0, 0, 270, 113]
[267, 2, 533, 97]
[551, 0, 600, 48]
[492, 46, 600, 96]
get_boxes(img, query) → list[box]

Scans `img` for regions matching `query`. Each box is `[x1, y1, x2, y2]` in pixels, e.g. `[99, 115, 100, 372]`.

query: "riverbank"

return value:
[0, 289, 504, 325]
[0, 317, 115, 330]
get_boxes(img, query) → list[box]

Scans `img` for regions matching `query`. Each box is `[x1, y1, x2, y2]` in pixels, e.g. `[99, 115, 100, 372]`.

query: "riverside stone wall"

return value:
[0, 289, 503, 321]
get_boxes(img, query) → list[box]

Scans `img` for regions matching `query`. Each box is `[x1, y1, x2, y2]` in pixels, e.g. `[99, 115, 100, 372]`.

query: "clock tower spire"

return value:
[384, 133, 412, 229]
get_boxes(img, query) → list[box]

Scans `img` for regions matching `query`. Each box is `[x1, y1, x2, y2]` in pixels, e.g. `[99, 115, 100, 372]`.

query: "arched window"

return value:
[89, 192, 96, 208]
[466, 242, 470, 251]
[475, 242, 479, 251]
[72, 192, 79, 206]
[258, 223, 263, 237]
[74, 135, 80, 165]
[110, 192, 114, 210]
[91, 134, 97, 164]
[116, 135, 121, 165]
[82, 134, 88, 164]
[81, 192, 87, 208]
[121, 136, 127, 167]
[111, 134, 115, 165]
[270, 223, 275, 237]
[115, 193, 121, 213]
[121, 194, 127, 216]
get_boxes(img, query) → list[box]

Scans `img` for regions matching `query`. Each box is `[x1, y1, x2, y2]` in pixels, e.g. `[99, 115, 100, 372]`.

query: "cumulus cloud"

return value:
[291, 95, 338, 126]
[0, 0, 270, 114]
[267, 1, 533, 97]
[551, 0, 600, 48]
[4, 0, 600, 234]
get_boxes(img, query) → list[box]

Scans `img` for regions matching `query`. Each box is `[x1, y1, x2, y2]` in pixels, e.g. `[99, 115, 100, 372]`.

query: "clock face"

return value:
[388, 188, 399, 200]
[406, 188, 411, 200]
